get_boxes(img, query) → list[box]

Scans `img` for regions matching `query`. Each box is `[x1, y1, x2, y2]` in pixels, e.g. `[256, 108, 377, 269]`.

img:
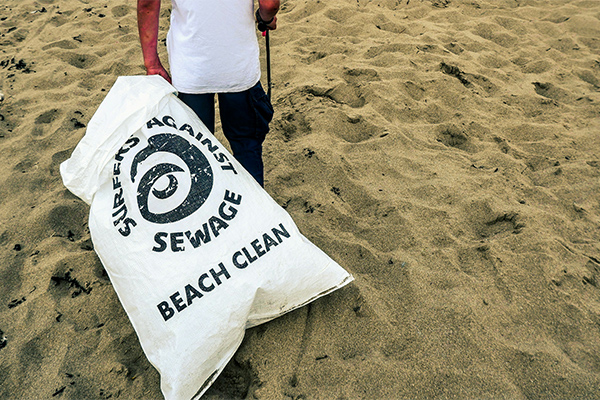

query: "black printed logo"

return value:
[130, 133, 213, 224]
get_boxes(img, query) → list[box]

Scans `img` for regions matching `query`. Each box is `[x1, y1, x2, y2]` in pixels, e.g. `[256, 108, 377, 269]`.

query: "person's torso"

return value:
[168, 0, 260, 94]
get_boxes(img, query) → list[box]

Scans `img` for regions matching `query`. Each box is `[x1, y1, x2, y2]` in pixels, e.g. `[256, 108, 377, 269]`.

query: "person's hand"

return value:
[146, 63, 172, 84]
[256, 9, 277, 31]
[265, 16, 277, 30]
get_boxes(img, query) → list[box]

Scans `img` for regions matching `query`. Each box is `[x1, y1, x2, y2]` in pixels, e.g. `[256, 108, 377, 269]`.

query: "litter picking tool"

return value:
[256, 8, 273, 100]
[263, 30, 272, 100]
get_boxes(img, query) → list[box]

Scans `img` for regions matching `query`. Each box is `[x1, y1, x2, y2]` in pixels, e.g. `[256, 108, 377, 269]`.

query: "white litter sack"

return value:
[60, 76, 353, 400]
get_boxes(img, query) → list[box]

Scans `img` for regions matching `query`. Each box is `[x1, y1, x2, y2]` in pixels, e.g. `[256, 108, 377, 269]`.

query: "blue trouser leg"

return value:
[178, 92, 216, 132]
[178, 82, 273, 187]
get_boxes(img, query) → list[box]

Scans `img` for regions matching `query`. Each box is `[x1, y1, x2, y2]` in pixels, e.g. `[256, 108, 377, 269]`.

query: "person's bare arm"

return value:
[257, 0, 280, 30]
[137, 0, 171, 83]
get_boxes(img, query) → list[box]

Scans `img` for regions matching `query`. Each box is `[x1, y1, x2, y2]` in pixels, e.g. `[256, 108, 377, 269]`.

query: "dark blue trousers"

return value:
[179, 82, 273, 187]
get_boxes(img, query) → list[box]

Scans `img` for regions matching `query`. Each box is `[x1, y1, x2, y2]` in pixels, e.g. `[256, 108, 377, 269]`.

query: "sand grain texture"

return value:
[1, 0, 600, 399]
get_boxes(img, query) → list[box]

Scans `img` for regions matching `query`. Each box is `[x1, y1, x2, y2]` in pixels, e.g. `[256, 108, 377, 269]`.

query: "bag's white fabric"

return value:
[60, 76, 353, 400]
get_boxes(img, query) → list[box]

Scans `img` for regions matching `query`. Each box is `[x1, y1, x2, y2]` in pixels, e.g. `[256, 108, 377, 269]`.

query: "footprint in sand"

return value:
[480, 212, 525, 238]
[47, 203, 88, 241]
[273, 112, 311, 142]
[464, 200, 525, 240]
[532, 82, 571, 102]
[63, 52, 99, 69]
[204, 359, 258, 399]
[435, 123, 482, 153]
[327, 83, 366, 108]
[49, 149, 72, 176]
[440, 62, 497, 96]
[576, 69, 600, 89]
[32, 108, 61, 136]
[111, 5, 131, 18]
[35, 109, 60, 125]
[304, 83, 366, 108]
[343, 67, 380, 84]
[403, 81, 426, 101]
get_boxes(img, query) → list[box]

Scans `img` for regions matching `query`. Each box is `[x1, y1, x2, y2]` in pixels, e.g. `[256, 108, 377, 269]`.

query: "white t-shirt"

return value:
[167, 0, 261, 94]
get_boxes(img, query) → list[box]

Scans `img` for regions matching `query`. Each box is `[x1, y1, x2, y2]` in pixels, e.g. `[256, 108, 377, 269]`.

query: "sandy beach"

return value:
[1, 0, 600, 398]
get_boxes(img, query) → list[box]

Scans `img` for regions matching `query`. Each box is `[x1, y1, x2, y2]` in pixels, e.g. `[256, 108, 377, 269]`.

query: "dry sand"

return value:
[1, 0, 600, 398]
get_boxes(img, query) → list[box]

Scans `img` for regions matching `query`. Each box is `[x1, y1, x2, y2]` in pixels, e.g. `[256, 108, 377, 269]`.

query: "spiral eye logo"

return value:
[130, 133, 213, 224]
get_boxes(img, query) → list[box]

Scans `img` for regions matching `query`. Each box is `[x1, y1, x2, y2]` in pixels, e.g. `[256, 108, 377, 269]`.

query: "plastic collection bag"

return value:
[60, 76, 353, 400]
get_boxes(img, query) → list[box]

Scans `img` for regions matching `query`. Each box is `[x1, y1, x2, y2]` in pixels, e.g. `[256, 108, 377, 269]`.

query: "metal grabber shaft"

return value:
[263, 30, 272, 100]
